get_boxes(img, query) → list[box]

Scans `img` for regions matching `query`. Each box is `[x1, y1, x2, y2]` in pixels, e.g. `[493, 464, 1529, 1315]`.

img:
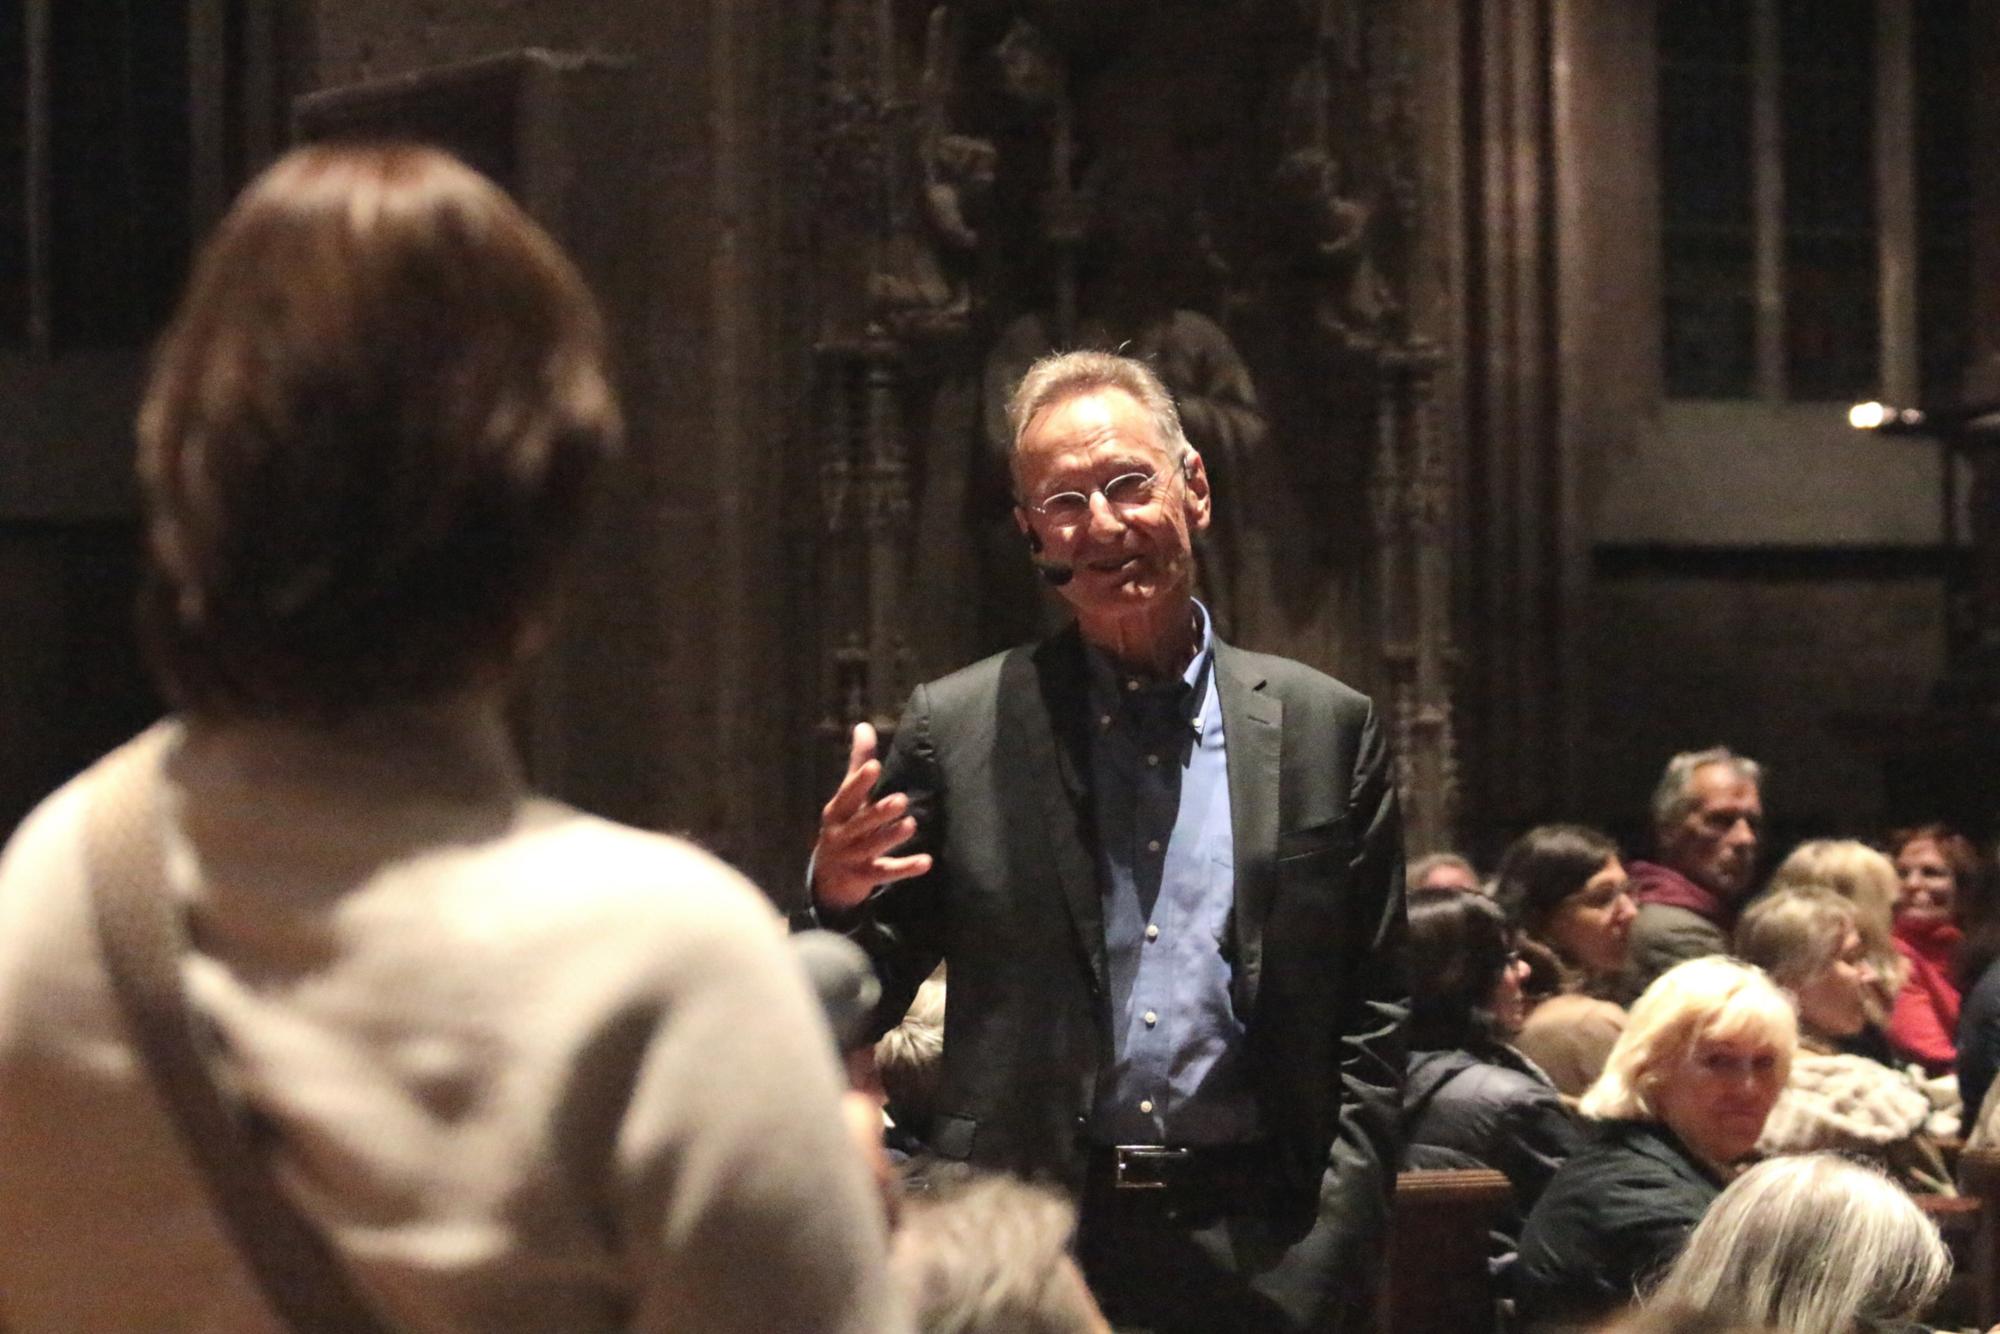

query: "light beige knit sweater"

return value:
[0, 706, 903, 1333]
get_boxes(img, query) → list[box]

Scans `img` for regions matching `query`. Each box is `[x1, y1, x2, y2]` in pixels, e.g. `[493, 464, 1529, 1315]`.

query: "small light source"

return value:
[1849, 401, 1889, 430]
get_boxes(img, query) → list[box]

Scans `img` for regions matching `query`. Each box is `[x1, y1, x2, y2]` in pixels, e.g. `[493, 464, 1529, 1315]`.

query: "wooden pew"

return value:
[1376, 1167, 1513, 1334]
[1945, 1146, 2000, 1329]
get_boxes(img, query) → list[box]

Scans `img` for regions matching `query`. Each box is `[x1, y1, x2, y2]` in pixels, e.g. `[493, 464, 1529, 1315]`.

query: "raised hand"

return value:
[812, 723, 935, 912]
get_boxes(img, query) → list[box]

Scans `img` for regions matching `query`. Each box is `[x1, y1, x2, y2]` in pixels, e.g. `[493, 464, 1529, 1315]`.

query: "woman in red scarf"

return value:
[1885, 824, 1989, 1074]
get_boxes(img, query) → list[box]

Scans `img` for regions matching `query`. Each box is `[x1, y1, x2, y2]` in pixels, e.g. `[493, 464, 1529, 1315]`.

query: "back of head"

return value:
[137, 142, 621, 719]
[1406, 887, 1511, 1049]
[1645, 1153, 1949, 1332]
[891, 1175, 1108, 1334]
[1769, 840, 1897, 941]
[1579, 955, 1795, 1121]
[1408, 851, 1481, 894]
[877, 970, 947, 1137]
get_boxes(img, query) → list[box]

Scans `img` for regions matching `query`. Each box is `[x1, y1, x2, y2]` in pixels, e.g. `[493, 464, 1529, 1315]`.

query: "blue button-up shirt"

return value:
[1085, 604, 1261, 1146]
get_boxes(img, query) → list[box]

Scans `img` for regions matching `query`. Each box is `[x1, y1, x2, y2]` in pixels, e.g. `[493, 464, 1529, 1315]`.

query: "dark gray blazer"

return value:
[831, 623, 1407, 1283]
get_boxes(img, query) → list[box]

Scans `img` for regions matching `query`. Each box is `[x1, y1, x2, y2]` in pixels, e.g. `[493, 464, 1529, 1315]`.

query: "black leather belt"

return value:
[1086, 1143, 1274, 1195]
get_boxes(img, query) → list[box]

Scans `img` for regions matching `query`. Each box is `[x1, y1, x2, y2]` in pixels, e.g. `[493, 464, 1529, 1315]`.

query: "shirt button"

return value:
[1139, 1099, 1154, 1114]
[1146, 753, 1160, 767]
[1098, 714, 1112, 729]
[1146, 839, 1161, 853]
[1144, 1010, 1158, 1027]
[1145, 924, 1160, 941]
[1125, 679, 1141, 692]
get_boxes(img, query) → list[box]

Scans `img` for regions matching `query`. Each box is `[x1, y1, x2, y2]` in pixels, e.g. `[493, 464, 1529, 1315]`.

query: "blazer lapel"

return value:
[1216, 641, 1280, 1015]
[1001, 630, 1109, 997]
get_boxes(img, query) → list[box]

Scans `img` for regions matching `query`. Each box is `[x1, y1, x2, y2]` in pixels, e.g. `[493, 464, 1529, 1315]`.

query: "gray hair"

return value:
[1407, 851, 1481, 894]
[1645, 1153, 1949, 1332]
[1004, 349, 1192, 464]
[1649, 747, 1764, 841]
[891, 1175, 1106, 1334]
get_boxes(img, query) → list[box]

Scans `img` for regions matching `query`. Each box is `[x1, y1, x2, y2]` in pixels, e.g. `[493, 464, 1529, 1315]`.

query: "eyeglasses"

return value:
[1027, 469, 1162, 524]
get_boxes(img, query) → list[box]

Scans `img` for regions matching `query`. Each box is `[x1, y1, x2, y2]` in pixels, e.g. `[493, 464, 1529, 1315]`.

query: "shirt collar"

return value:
[1084, 601, 1215, 733]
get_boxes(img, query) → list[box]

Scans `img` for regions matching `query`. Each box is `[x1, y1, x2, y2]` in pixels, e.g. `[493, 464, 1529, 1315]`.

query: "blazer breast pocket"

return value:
[1277, 816, 1351, 870]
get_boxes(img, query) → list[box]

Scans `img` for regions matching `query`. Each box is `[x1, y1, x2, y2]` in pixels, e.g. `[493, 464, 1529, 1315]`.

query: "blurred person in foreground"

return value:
[0, 143, 900, 1333]
[891, 1175, 1111, 1334]
[1642, 1153, 1949, 1334]
[1514, 957, 1795, 1332]
[1496, 824, 1637, 1097]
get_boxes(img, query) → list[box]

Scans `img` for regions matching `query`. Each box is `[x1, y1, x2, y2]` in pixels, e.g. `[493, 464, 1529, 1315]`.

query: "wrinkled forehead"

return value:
[1687, 764, 1761, 814]
[1013, 387, 1172, 486]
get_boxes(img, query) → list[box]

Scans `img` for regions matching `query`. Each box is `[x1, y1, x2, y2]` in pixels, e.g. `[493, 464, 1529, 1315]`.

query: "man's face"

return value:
[1658, 763, 1763, 899]
[1012, 386, 1210, 628]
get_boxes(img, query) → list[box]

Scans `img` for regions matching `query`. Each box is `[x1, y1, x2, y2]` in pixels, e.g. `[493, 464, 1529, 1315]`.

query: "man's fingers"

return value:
[821, 757, 883, 825]
[846, 722, 878, 777]
[841, 814, 917, 863]
[872, 852, 933, 884]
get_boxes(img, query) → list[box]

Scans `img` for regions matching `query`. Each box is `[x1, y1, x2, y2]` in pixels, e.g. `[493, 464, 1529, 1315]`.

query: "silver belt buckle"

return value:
[1113, 1145, 1189, 1190]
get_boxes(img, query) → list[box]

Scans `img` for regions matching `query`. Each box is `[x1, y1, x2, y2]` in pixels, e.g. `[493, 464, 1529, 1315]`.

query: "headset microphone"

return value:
[1023, 528, 1074, 587]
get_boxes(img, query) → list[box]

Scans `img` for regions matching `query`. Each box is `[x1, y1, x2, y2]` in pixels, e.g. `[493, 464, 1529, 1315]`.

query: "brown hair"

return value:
[136, 142, 620, 718]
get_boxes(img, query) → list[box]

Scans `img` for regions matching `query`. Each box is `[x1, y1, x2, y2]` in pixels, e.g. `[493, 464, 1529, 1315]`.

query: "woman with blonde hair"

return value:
[1644, 1153, 1949, 1332]
[1767, 839, 1905, 1022]
[1515, 956, 1796, 1330]
[1734, 887, 1945, 1186]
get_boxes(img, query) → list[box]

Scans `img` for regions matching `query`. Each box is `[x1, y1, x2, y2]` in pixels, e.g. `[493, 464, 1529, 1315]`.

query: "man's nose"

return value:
[1085, 490, 1125, 535]
[1726, 818, 1756, 846]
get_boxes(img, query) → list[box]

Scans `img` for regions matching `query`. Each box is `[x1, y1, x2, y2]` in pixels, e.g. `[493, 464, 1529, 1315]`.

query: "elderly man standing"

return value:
[1620, 748, 1766, 999]
[809, 350, 1406, 1333]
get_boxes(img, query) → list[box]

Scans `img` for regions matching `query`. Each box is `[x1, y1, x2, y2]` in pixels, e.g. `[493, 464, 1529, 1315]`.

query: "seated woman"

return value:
[1734, 887, 1944, 1187]
[1885, 824, 1984, 1074]
[1495, 824, 1637, 1097]
[1766, 839, 1904, 1058]
[1402, 888, 1583, 1248]
[1643, 1153, 1949, 1332]
[1515, 957, 1795, 1331]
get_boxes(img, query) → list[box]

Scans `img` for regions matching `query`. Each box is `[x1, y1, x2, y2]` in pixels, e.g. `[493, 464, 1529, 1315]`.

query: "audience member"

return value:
[1961, 883, 2000, 1141]
[877, 966, 948, 1159]
[1766, 839, 1904, 1027]
[1496, 824, 1636, 1096]
[891, 1175, 1111, 1334]
[1621, 749, 1765, 1000]
[1401, 888, 1582, 1252]
[1885, 824, 1987, 1073]
[0, 144, 901, 1332]
[1734, 888, 1943, 1188]
[1515, 957, 1795, 1331]
[1409, 851, 1483, 894]
[1643, 1153, 1949, 1333]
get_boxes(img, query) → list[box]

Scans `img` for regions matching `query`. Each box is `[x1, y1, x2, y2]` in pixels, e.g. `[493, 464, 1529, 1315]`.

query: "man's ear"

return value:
[1181, 451, 1212, 534]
